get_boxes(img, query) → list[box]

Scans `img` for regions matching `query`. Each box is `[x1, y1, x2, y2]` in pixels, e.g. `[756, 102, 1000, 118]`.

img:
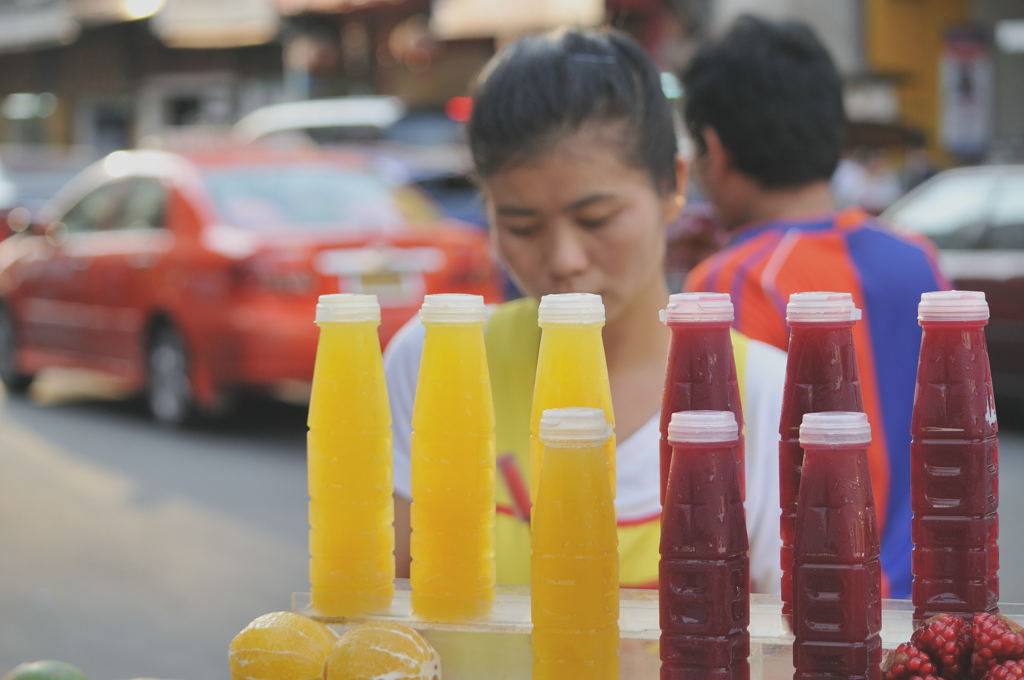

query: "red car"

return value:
[0, 147, 501, 424]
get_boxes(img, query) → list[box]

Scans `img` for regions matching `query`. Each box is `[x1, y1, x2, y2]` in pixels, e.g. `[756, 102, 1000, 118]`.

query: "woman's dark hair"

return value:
[468, 27, 678, 192]
[682, 15, 845, 189]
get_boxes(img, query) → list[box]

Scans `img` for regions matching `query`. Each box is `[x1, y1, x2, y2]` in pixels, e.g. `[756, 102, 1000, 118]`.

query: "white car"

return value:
[231, 95, 405, 146]
[231, 96, 481, 225]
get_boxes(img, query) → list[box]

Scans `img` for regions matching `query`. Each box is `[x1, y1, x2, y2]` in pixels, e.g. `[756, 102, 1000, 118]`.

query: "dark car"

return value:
[880, 165, 1024, 408]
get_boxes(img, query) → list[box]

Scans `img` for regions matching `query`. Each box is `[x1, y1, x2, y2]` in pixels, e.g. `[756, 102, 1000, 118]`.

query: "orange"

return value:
[228, 611, 336, 680]
[325, 622, 441, 680]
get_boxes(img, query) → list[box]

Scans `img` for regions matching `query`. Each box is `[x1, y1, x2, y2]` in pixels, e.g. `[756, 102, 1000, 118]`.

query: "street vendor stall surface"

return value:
[291, 584, 1024, 679]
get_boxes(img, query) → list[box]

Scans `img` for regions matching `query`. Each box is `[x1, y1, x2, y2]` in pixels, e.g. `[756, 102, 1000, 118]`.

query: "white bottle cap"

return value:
[799, 411, 871, 446]
[786, 291, 862, 323]
[419, 294, 486, 324]
[539, 407, 612, 446]
[315, 293, 380, 323]
[918, 290, 989, 322]
[538, 293, 605, 325]
[660, 292, 734, 324]
[667, 410, 739, 444]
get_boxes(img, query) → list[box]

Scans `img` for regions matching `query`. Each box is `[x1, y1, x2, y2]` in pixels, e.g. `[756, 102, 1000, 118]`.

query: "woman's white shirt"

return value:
[382, 313, 786, 594]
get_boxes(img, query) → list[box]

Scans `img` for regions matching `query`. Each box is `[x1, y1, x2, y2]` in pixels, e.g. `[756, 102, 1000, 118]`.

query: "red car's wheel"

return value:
[0, 307, 33, 394]
[145, 323, 197, 427]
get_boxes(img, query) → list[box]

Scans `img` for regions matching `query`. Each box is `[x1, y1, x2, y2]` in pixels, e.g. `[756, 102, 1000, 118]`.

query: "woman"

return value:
[384, 26, 785, 592]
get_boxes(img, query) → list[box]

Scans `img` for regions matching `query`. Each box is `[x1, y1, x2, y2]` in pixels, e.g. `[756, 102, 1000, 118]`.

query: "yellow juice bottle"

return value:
[307, 293, 394, 617]
[530, 293, 615, 503]
[410, 294, 495, 621]
[532, 407, 619, 680]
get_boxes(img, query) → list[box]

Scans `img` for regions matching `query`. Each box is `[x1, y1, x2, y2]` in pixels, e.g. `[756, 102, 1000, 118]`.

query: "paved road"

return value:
[1, 371, 1023, 679]
[0, 372, 309, 679]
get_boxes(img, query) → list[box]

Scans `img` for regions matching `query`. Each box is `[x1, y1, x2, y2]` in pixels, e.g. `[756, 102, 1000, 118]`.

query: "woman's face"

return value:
[480, 124, 681, 323]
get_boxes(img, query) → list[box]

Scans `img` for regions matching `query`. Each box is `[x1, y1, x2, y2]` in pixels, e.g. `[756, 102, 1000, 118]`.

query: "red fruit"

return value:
[884, 642, 939, 680]
[982, 659, 1024, 680]
[913, 613, 971, 678]
[971, 613, 1024, 677]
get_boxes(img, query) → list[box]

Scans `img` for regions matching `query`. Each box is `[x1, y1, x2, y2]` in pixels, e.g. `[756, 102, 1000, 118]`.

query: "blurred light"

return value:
[431, 0, 602, 40]
[7, 207, 32, 234]
[996, 20, 1024, 53]
[661, 72, 683, 100]
[4, 94, 37, 120]
[151, 0, 279, 49]
[102, 151, 134, 178]
[2, 93, 58, 120]
[387, 14, 434, 73]
[845, 82, 900, 124]
[36, 93, 58, 118]
[446, 96, 472, 123]
[124, 0, 166, 20]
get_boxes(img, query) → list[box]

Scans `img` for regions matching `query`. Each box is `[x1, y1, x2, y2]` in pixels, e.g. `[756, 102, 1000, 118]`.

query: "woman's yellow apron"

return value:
[486, 297, 749, 588]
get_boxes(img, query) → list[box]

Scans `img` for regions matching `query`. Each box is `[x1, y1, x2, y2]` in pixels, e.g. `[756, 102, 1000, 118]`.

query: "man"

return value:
[682, 14, 949, 600]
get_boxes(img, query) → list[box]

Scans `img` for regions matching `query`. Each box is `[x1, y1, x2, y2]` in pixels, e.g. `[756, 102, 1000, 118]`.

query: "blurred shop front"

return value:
[0, 0, 283, 151]
[866, 0, 1024, 163]
[2, 0, 1019, 164]
[275, 0, 495, 107]
[273, 0, 672, 108]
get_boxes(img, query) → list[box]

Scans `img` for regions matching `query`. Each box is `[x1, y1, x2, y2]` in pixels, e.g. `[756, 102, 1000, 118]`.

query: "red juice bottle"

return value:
[659, 293, 744, 506]
[911, 290, 999, 621]
[660, 410, 749, 680]
[779, 292, 863, 629]
[793, 412, 881, 680]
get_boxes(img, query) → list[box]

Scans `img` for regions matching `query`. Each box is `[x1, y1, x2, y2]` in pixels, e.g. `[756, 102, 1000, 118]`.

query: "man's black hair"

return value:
[468, 27, 678, 192]
[683, 14, 845, 189]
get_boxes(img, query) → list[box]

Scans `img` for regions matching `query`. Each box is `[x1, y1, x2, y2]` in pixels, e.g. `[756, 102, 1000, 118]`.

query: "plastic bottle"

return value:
[911, 290, 999, 621]
[793, 412, 881, 680]
[659, 292, 744, 505]
[410, 294, 495, 621]
[660, 410, 749, 680]
[532, 407, 618, 680]
[779, 292, 864, 629]
[308, 293, 394, 616]
[530, 293, 615, 503]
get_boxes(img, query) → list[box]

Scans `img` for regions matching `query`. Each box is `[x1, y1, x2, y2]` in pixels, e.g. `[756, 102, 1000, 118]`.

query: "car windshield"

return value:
[203, 165, 438, 231]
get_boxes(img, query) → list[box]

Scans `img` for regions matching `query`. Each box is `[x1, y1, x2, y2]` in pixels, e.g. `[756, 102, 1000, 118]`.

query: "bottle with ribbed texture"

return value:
[532, 407, 618, 680]
[307, 293, 394, 616]
[660, 410, 749, 680]
[530, 293, 615, 503]
[410, 294, 495, 621]
[659, 293, 744, 505]
[911, 290, 999, 621]
[779, 292, 864, 629]
[793, 412, 881, 680]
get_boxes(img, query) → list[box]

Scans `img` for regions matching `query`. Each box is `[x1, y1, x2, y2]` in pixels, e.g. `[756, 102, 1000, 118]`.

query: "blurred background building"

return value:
[0, 0, 1021, 160]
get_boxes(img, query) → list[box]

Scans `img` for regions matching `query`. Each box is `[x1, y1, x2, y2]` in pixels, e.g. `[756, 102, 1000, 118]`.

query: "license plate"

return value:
[360, 271, 404, 289]
[342, 270, 421, 303]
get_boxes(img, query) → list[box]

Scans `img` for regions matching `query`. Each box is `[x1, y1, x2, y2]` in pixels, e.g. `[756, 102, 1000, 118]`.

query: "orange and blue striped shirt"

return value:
[685, 207, 950, 598]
